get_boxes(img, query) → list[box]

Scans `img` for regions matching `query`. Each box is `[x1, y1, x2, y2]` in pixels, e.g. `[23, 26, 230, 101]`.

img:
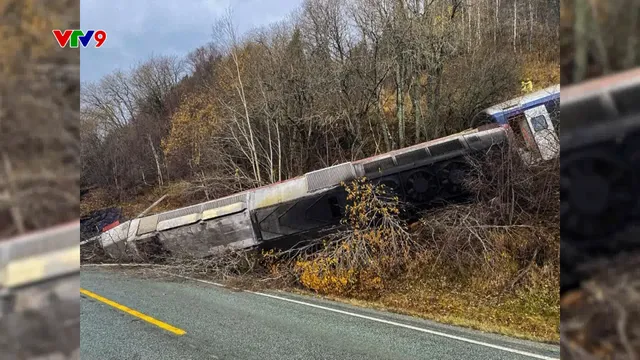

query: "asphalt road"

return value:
[80, 268, 560, 360]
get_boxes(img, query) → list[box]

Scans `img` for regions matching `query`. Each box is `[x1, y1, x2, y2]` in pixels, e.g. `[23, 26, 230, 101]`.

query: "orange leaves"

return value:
[294, 177, 414, 298]
[0, 0, 62, 74]
[295, 258, 355, 295]
[163, 92, 220, 165]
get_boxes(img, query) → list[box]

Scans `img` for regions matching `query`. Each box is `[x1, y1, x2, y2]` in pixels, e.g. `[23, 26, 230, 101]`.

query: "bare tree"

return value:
[80, 0, 559, 202]
[213, 10, 262, 184]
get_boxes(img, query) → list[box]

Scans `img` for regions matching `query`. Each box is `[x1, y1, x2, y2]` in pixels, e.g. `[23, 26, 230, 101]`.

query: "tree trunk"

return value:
[267, 120, 274, 183]
[396, 55, 405, 148]
[513, 0, 517, 53]
[528, 0, 533, 52]
[410, 71, 422, 143]
[495, 0, 499, 45]
[232, 49, 261, 184]
[433, 68, 443, 136]
[625, 1, 639, 69]
[377, 98, 394, 151]
[148, 134, 164, 187]
[573, 0, 589, 82]
[477, 2, 481, 46]
[468, 1, 472, 50]
[588, 0, 611, 74]
[462, 4, 466, 47]
[276, 119, 282, 182]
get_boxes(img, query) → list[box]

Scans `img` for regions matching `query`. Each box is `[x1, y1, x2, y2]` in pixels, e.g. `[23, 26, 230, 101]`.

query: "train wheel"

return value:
[404, 169, 439, 204]
[437, 160, 470, 196]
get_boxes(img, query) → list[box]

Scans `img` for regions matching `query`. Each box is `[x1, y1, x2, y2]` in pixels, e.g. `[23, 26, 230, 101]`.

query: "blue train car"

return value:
[478, 85, 560, 125]
[474, 85, 560, 161]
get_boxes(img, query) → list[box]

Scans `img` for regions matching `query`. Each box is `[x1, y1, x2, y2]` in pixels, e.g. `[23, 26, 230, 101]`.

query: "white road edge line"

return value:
[166, 272, 558, 360]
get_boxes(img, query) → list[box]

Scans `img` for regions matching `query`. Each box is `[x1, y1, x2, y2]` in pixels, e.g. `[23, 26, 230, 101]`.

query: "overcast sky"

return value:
[80, 0, 302, 83]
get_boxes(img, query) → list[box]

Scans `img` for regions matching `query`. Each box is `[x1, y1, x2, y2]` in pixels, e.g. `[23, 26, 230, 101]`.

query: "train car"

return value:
[560, 68, 640, 291]
[92, 125, 509, 259]
[473, 85, 560, 162]
[0, 222, 80, 358]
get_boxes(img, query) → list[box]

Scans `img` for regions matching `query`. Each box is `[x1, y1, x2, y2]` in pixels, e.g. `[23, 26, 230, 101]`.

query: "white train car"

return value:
[93, 125, 509, 258]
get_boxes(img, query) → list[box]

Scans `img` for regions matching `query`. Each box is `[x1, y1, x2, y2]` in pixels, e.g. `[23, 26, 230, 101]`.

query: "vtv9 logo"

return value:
[52, 29, 107, 48]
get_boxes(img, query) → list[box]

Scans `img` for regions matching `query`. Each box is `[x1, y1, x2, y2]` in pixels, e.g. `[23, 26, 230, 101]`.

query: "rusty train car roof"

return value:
[353, 127, 487, 166]
[561, 67, 640, 149]
[561, 67, 640, 102]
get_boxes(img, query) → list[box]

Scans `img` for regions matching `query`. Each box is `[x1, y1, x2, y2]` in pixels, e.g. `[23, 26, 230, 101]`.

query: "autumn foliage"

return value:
[288, 147, 560, 341]
[79, 0, 561, 343]
[0, 0, 79, 238]
[81, 0, 560, 204]
[294, 178, 416, 296]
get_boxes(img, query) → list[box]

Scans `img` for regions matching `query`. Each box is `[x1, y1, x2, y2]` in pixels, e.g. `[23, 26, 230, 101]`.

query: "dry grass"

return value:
[0, 0, 79, 239]
[284, 146, 560, 342]
[561, 251, 640, 359]
[367, 147, 560, 342]
[81, 180, 198, 219]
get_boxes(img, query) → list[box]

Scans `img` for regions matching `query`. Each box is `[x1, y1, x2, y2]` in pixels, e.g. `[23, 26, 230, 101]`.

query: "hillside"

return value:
[0, 0, 80, 239]
[81, 0, 560, 343]
[80, 0, 559, 203]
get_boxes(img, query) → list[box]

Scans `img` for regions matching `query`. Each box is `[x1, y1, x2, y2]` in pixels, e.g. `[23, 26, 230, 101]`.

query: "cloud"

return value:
[81, 0, 301, 82]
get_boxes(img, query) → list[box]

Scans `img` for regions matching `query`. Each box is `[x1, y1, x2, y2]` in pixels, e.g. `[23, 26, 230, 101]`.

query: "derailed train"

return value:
[560, 68, 640, 291]
[1, 222, 80, 358]
[92, 86, 560, 258]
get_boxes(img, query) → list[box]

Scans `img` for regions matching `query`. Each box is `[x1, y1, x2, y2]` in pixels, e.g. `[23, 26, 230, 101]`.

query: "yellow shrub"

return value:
[293, 178, 414, 297]
[295, 258, 355, 295]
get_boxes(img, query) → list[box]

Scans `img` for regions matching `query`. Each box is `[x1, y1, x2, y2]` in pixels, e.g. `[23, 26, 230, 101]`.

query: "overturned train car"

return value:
[474, 85, 560, 161]
[560, 68, 640, 291]
[92, 126, 514, 259]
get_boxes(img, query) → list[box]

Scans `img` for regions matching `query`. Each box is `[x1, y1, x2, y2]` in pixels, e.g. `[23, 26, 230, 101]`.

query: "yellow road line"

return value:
[80, 288, 186, 336]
